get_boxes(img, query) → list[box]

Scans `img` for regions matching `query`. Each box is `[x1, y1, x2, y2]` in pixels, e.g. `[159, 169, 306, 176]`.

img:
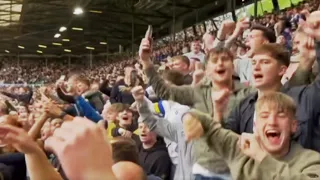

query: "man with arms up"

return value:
[183, 92, 320, 180]
[191, 11, 320, 153]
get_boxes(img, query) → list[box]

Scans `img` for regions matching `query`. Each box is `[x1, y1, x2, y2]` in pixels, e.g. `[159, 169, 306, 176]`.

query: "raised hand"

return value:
[43, 102, 63, 118]
[239, 133, 266, 162]
[192, 69, 205, 86]
[44, 117, 115, 180]
[182, 113, 204, 141]
[0, 125, 39, 154]
[302, 11, 320, 40]
[232, 18, 251, 37]
[131, 86, 145, 103]
[212, 88, 230, 113]
[139, 26, 153, 63]
[220, 20, 236, 37]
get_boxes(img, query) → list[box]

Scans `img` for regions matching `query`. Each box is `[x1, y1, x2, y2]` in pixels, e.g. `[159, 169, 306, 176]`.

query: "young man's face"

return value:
[206, 53, 234, 84]
[252, 54, 287, 89]
[255, 103, 297, 155]
[172, 59, 188, 73]
[191, 41, 201, 54]
[138, 122, 156, 144]
[117, 110, 133, 128]
[246, 30, 268, 56]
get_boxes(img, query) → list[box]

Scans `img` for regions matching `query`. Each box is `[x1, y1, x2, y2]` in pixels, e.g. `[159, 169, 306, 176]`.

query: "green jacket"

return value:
[145, 65, 312, 174]
[191, 110, 320, 180]
[145, 66, 256, 173]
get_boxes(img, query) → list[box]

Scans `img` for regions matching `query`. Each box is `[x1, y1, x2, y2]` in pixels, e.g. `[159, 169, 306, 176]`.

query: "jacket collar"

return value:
[201, 78, 247, 93]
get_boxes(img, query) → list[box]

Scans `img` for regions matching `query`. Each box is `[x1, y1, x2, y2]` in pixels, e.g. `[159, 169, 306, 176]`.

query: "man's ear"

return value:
[278, 65, 288, 77]
[291, 119, 298, 134]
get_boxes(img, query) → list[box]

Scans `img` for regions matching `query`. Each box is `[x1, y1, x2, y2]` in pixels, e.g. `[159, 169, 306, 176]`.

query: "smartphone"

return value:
[145, 25, 153, 38]
[5, 100, 17, 112]
[59, 75, 66, 81]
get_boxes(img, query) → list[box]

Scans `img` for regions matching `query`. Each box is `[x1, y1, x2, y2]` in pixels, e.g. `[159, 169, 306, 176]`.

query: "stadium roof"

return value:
[0, 0, 248, 56]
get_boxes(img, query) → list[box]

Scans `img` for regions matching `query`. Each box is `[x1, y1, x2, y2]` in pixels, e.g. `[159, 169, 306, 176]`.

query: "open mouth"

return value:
[216, 69, 226, 75]
[122, 116, 129, 121]
[254, 74, 263, 80]
[265, 130, 282, 145]
[140, 133, 147, 137]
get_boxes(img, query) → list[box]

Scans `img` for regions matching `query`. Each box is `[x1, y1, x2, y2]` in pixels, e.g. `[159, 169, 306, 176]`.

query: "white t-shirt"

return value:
[184, 51, 206, 64]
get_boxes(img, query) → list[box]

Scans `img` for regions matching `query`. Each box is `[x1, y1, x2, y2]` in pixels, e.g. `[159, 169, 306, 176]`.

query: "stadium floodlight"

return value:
[54, 33, 61, 38]
[62, 39, 70, 42]
[18, 45, 24, 49]
[86, 46, 95, 50]
[59, 26, 67, 32]
[38, 45, 47, 48]
[100, 42, 107, 45]
[64, 49, 71, 52]
[52, 42, 62, 46]
[5, 50, 10, 53]
[37, 50, 43, 54]
[73, 7, 83, 15]
[89, 10, 103, 14]
[72, 27, 83, 31]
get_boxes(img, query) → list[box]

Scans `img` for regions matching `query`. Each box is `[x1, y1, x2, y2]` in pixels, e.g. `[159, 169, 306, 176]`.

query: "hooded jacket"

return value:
[139, 140, 171, 180]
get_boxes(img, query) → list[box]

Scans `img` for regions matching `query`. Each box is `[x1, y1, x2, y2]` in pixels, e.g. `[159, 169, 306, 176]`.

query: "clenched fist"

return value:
[182, 113, 204, 141]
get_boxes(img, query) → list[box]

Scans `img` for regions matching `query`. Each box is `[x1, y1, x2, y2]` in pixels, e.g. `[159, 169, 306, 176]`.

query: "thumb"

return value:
[254, 132, 263, 148]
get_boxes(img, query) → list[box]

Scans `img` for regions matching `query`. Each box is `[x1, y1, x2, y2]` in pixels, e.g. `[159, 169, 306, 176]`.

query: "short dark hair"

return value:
[172, 55, 190, 67]
[253, 43, 290, 67]
[205, 48, 234, 64]
[251, 24, 276, 43]
[162, 70, 185, 86]
[111, 137, 140, 165]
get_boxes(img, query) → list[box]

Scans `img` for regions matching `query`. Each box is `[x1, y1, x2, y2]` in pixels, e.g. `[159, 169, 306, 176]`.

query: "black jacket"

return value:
[139, 140, 171, 180]
[1, 86, 33, 105]
[224, 41, 320, 152]
[99, 80, 112, 97]
[110, 80, 135, 105]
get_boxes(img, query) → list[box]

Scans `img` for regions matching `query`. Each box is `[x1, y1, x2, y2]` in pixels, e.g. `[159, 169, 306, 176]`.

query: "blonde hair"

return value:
[256, 92, 296, 117]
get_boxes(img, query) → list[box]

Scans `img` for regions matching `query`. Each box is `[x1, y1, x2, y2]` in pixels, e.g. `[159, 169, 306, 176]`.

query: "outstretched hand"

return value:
[0, 125, 39, 154]
[44, 117, 115, 180]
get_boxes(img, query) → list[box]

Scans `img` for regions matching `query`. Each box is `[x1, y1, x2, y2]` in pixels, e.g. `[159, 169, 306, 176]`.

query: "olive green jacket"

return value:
[145, 64, 312, 174]
[145, 66, 256, 173]
[191, 110, 320, 180]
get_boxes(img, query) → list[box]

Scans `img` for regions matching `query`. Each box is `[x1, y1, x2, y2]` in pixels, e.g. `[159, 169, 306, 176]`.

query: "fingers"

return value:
[0, 125, 22, 136]
[44, 136, 65, 154]
[1, 132, 22, 146]
[239, 133, 253, 150]
[183, 114, 204, 141]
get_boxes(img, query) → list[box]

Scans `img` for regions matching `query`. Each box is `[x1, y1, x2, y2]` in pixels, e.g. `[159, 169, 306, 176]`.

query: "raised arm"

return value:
[183, 109, 242, 164]
[139, 27, 196, 106]
[133, 86, 178, 142]
[144, 66, 196, 106]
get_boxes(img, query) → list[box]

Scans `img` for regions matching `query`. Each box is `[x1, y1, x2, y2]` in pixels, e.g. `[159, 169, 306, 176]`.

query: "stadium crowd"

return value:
[0, 0, 320, 180]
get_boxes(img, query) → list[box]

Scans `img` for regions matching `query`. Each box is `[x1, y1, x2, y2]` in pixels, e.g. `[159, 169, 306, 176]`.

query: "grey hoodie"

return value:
[137, 97, 195, 180]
